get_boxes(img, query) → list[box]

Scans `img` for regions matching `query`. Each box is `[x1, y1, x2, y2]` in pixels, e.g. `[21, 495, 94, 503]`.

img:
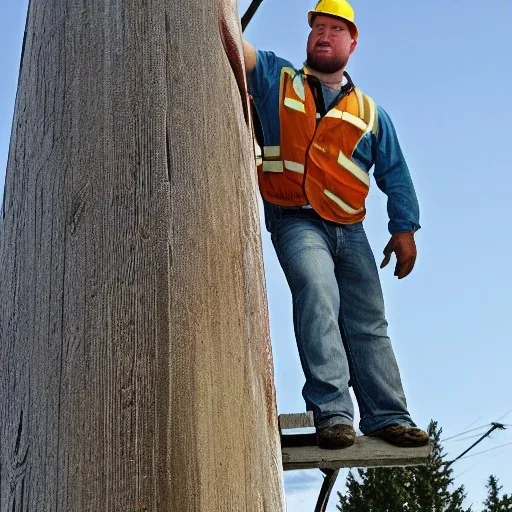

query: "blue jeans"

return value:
[270, 209, 415, 434]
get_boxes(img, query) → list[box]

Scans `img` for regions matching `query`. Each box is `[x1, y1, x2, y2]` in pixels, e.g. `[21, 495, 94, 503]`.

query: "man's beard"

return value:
[306, 48, 347, 74]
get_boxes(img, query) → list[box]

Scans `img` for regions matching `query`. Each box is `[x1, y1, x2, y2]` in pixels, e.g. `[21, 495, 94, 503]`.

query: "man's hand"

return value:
[380, 232, 417, 279]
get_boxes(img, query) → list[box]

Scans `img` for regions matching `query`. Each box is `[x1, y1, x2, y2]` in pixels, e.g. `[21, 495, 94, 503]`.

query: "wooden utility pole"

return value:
[0, 1, 285, 510]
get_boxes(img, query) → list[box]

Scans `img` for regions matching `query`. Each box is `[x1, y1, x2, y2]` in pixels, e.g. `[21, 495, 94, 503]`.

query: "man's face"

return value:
[306, 15, 357, 74]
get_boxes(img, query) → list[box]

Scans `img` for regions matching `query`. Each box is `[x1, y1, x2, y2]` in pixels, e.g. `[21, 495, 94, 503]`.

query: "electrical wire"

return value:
[442, 423, 491, 442]
[442, 409, 512, 443]
[453, 464, 477, 480]
[457, 441, 512, 461]
[495, 408, 512, 422]
[445, 423, 506, 468]
[460, 416, 484, 432]
[444, 432, 493, 444]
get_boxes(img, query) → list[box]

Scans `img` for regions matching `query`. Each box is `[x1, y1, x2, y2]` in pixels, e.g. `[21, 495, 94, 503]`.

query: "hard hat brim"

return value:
[307, 11, 358, 39]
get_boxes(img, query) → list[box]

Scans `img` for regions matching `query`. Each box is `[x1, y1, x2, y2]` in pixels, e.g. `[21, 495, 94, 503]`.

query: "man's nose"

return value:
[318, 30, 332, 42]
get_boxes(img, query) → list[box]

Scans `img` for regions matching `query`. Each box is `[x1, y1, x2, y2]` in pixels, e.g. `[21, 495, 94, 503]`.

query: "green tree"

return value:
[337, 421, 471, 512]
[337, 466, 411, 512]
[482, 475, 512, 511]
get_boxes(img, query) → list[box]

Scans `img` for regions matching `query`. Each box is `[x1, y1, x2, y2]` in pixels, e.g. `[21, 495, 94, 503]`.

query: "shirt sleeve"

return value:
[247, 50, 293, 101]
[373, 105, 421, 234]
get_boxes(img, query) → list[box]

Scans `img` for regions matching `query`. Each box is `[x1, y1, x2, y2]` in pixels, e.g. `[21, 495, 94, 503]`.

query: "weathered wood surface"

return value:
[0, 0, 284, 511]
[279, 414, 431, 470]
[283, 437, 431, 471]
[279, 412, 315, 430]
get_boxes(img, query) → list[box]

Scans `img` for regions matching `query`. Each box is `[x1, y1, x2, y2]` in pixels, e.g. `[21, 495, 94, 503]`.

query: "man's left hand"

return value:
[380, 232, 417, 279]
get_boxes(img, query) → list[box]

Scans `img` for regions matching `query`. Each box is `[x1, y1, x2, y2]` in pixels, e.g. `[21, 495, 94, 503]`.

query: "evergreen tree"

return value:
[338, 466, 411, 512]
[483, 475, 512, 511]
[337, 421, 471, 512]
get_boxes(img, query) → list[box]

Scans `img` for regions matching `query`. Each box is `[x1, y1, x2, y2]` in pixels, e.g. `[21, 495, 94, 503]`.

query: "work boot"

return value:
[317, 424, 356, 449]
[367, 425, 429, 447]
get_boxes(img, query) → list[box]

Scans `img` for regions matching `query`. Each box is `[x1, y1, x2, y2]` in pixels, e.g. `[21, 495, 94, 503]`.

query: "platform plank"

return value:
[279, 412, 315, 430]
[282, 436, 431, 471]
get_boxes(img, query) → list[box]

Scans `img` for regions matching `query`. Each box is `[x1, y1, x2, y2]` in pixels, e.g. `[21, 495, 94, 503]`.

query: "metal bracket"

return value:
[314, 468, 340, 512]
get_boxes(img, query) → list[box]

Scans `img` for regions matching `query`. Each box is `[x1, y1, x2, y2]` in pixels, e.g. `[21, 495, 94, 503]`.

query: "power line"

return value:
[441, 409, 512, 443]
[442, 423, 491, 442]
[453, 464, 477, 480]
[495, 408, 512, 422]
[445, 422, 507, 469]
[458, 441, 512, 461]
[444, 432, 492, 444]
[460, 416, 484, 432]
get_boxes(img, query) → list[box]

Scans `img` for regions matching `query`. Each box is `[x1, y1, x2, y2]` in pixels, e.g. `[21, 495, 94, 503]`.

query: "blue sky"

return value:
[2, 1, 512, 510]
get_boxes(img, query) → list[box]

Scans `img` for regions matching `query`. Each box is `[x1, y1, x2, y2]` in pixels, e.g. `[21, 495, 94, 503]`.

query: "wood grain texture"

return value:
[0, 0, 285, 510]
[283, 438, 431, 471]
[279, 412, 315, 430]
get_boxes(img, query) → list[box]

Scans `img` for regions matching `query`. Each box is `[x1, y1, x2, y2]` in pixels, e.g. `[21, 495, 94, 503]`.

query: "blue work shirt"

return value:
[247, 50, 420, 235]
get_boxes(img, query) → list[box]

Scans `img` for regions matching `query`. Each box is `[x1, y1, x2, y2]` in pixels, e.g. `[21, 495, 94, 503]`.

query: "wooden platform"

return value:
[279, 413, 431, 471]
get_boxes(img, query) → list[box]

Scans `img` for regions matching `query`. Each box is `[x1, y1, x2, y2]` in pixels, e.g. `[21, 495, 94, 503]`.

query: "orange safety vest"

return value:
[256, 67, 378, 224]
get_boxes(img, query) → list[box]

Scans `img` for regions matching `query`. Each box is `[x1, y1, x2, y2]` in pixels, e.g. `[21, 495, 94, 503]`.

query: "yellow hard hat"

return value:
[308, 0, 358, 39]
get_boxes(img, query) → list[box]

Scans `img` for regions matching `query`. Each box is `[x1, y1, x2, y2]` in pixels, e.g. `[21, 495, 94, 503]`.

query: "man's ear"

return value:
[350, 39, 358, 54]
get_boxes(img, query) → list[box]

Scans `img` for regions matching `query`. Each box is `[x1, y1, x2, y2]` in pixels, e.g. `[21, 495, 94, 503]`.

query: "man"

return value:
[242, 0, 428, 450]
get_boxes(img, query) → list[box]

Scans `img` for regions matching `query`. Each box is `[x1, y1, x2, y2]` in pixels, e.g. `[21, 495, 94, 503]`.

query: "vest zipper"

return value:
[301, 78, 323, 201]
[301, 74, 355, 202]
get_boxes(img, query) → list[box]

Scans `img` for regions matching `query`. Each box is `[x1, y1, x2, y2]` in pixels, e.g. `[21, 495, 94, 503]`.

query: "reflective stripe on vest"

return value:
[262, 161, 284, 173]
[263, 145, 280, 158]
[254, 140, 262, 167]
[262, 145, 284, 172]
[260, 145, 304, 175]
[324, 189, 365, 215]
[337, 151, 370, 187]
[363, 95, 377, 136]
[354, 87, 365, 119]
[324, 108, 368, 131]
[284, 98, 306, 112]
[284, 160, 304, 174]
